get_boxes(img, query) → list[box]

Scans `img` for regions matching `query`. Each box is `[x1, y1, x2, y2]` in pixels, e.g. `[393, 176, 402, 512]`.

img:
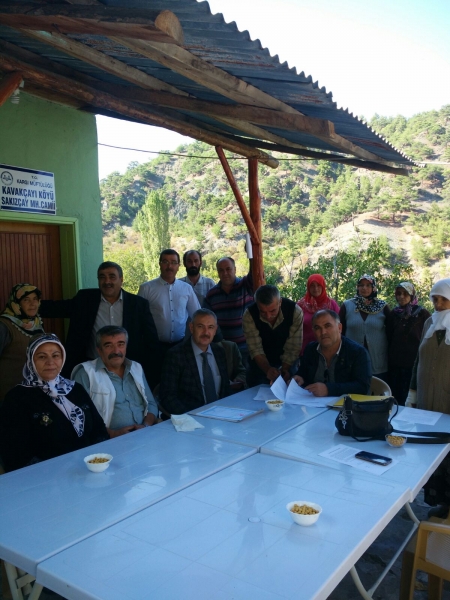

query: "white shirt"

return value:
[88, 291, 123, 359]
[191, 338, 221, 402]
[180, 274, 216, 305]
[138, 277, 200, 343]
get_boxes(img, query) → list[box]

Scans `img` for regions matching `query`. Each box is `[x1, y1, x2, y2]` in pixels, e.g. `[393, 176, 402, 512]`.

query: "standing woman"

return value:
[386, 282, 430, 405]
[297, 274, 340, 354]
[339, 274, 390, 380]
[0, 284, 44, 404]
[406, 278, 450, 518]
[0, 334, 109, 472]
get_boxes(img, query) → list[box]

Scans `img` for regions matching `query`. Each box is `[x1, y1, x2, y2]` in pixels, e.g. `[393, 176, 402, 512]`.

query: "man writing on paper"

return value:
[294, 309, 371, 396]
[159, 309, 231, 415]
[243, 284, 303, 386]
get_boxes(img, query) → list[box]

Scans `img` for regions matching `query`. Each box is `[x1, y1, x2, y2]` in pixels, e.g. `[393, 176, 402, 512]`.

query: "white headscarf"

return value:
[22, 334, 85, 437]
[425, 278, 450, 345]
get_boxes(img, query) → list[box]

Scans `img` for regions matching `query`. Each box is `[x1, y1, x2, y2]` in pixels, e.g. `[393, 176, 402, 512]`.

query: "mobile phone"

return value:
[355, 451, 392, 466]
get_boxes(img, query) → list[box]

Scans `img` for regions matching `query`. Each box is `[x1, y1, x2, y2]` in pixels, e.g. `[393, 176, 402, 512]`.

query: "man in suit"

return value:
[159, 308, 231, 415]
[40, 261, 160, 388]
[293, 309, 371, 396]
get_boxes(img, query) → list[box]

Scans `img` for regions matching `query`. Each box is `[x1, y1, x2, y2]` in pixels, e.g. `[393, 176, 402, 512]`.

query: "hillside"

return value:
[101, 105, 450, 300]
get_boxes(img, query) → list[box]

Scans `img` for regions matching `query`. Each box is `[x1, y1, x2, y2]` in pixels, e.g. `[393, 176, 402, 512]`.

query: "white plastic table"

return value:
[36, 453, 410, 600]
[261, 407, 450, 501]
[0, 425, 255, 584]
[170, 385, 328, 449]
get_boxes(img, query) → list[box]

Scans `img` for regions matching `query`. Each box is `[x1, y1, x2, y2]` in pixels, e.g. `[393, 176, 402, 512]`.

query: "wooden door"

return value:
[0, 221, 65, 339]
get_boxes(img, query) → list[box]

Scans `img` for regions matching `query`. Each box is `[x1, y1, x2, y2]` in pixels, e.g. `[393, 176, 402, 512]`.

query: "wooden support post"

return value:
[0, 72, 23, 107]
[215, 146, 260, 246]
[248, 158, 265, 290]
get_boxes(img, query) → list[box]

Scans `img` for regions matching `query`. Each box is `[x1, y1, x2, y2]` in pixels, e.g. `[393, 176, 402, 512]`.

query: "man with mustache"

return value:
[159, 309, 231, 415]
[40, 261, 160, 389]
[179, 250, 215, 305]
[138, 249, 200, 359]
[293, 309, 372, 396]
[72, 326, 159, 437]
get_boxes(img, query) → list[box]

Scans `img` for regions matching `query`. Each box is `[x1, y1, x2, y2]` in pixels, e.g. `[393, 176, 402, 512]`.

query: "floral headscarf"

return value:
[425, 278, 450, 345]
[22, 334, 84, 437]
[352, 274, 386, 314]
[393, 282, 420, 317]
[298, 274, 333, 314]
[1, 284, 44, 335]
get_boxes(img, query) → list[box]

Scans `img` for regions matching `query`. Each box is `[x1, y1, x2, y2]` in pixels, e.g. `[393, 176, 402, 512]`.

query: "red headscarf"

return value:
[298, 274, 333, 314]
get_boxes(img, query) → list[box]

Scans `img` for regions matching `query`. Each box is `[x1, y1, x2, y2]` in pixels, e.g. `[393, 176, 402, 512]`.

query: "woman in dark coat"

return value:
[0, 333, 109, 472]
[386, 282, 430, 405]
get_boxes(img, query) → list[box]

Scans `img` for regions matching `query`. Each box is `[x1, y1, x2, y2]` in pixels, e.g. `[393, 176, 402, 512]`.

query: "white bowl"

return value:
[286, 501, 322, 526]
[84, 453, 113, 473]
[385, 434, 407, 448]
[265, 399, 285, 411]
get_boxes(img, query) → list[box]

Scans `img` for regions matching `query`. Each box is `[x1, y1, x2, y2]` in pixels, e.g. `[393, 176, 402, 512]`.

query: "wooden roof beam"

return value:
[0, 71, 22, 106]
[0, 4, 184, 44]
[18, 29, 189, 96]
[0, 53, 279, 168]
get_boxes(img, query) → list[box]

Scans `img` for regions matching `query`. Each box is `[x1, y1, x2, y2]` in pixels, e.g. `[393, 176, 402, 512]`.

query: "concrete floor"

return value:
[1, 492, 449, 600]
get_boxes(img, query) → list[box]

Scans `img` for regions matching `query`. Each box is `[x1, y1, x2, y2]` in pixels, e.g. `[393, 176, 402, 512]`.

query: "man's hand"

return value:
[143, 414, 157, 427]
[266, 366, 281, 385]
[305, 383, 329, 397]
[107, 425, 139, 438]
[230, 380, 245, 392]
[293, 375, 304, 386]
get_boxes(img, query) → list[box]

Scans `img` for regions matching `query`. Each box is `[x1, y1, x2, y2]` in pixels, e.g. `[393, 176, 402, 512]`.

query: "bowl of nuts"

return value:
[265, 399, 285, 412]
[84, 453, 113, 473]
[385, 434, 407, 448]
[286, 501, 322, 526]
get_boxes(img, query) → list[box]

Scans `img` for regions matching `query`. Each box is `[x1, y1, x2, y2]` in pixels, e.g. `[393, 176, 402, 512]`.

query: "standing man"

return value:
[243, 285, 303, 386]
[40, 261, 160, 388]
[180, 250, 215, 305]
[138, 249, 200, 356]
[294, 309, 372, 396]
[159, 309, 231, 415]
[204, 255, 253, 365]
[72, 326, 159, 438]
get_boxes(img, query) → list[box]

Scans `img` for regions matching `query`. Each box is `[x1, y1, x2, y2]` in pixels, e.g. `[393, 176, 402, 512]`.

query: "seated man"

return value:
[213, 330, 247, 393]
[294, 309, 371, 396]
[72, 325, 159, 437]
[243, 284, 303, 386]
[159, 309, 231, 415]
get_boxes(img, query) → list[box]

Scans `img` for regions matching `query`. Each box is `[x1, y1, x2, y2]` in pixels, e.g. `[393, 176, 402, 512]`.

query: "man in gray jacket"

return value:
[72, 325, 159, 437]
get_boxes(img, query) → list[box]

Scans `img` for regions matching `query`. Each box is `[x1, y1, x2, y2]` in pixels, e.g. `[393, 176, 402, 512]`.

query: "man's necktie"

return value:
[201, 351, 218, 404]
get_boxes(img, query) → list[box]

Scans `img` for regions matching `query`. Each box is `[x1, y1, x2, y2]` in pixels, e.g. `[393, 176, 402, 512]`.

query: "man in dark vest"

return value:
[242, 285, 303, 387]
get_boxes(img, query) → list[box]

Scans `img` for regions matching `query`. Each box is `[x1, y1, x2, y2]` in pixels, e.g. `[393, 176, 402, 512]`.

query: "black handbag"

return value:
[335, 395, 450, 443]
[335, 395, 397, 441]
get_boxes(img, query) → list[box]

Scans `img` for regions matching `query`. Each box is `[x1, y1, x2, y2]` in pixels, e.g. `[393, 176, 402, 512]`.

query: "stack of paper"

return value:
[253, 377, 340, 408]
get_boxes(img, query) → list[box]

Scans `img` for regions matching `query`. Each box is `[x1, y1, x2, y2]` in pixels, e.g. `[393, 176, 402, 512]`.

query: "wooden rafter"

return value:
[0, 4, 184, 44]
[19, 30, 189, 96]
[0, 53, 279, 168]
[0, 71, 22, 106]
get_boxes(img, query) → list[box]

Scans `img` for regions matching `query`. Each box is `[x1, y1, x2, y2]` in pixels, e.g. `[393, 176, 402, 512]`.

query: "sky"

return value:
[97, 0, 450, 180]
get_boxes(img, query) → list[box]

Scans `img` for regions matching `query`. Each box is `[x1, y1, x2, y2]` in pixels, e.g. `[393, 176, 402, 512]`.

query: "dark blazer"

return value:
[40, 289, 160, 388]
[159, 338, 231, 415]
[297, 335, 372, 396]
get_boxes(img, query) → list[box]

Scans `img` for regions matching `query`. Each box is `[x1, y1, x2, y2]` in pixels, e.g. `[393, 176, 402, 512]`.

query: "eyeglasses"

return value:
[160, 260, 179, 266]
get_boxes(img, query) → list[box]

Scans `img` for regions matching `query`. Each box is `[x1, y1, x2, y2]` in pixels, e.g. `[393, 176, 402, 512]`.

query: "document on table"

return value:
[396, 407, 442, 426]
[319, 444, 398, 475]
[193, 406, 264, 422]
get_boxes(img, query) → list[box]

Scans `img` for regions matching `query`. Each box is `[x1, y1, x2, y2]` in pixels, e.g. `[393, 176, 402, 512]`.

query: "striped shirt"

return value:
[204, 274, 254, 349]
[179, 274, 216, 305]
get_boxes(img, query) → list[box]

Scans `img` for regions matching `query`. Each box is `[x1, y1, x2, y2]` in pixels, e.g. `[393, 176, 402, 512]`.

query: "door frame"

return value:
[0, 213, 81, 298]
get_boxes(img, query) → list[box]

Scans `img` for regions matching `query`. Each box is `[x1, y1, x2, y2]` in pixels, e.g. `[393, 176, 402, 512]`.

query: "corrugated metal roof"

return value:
[0, 0, 415, 169]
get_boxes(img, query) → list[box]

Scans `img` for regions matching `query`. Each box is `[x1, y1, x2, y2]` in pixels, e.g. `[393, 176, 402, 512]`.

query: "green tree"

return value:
[135, 190, 170, 279]
[104, 247, 146, 294]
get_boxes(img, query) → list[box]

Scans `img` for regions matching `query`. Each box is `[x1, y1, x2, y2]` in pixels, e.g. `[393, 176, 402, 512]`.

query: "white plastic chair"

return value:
[370, 376, 392, 396]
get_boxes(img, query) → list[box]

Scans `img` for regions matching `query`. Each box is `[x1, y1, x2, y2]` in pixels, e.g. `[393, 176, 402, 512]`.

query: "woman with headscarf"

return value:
[297, 274, 340, 354]
[0, 334, 109, 472]
[405, 278, 450, 519]
[0, 284, 45, 404]
[386, 282, 430, 405]
[339, 274, 390, 380]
